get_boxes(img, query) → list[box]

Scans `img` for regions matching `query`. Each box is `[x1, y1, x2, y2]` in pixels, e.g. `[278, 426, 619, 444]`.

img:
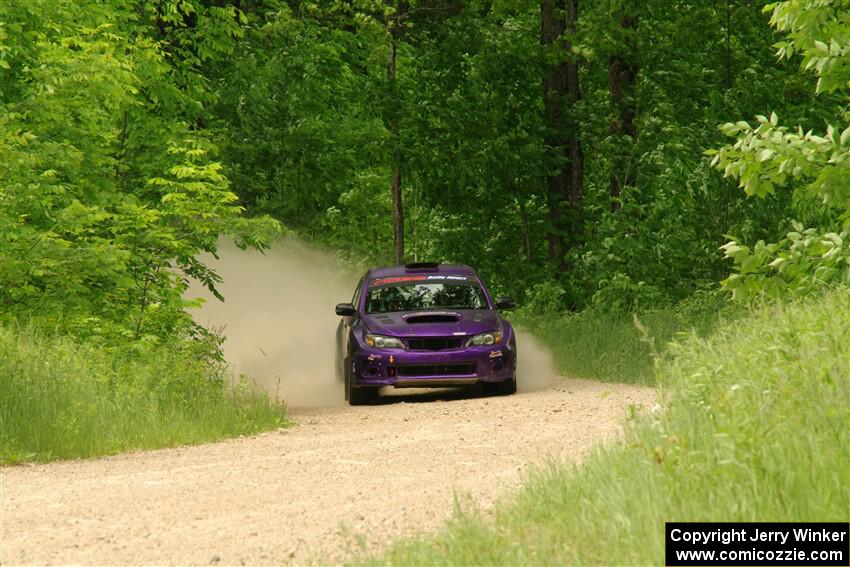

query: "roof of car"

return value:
[368, 263, 478, 279]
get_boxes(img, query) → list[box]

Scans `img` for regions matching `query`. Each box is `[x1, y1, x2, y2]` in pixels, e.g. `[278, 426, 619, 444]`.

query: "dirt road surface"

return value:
[1, 380, 654, 565]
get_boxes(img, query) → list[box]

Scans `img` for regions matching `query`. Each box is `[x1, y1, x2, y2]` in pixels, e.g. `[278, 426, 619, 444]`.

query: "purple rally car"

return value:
[335, 262, 517, 405]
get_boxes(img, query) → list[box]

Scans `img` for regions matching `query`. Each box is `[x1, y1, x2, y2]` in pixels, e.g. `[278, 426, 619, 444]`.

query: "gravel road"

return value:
[1, 379, 654, 566]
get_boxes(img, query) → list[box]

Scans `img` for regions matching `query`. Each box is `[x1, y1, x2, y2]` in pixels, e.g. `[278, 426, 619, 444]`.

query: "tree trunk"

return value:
[724, 0, 732, 91]
[541, 0, 583, 273]
[565, 0, 583, 240]
[608, 7, 638, 211]
[387, 2, 405, 264]
[391, 147, 404, 264]
[519, 201, 532, 262]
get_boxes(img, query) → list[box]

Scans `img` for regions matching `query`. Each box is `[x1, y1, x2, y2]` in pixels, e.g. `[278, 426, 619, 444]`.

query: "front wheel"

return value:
[482, 377, 517, 396]
[349, 385, 377, 406]
[345, 357, 377, 405]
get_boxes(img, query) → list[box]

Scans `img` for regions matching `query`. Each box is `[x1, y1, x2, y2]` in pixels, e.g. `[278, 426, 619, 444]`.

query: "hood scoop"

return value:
[405, 313, 460, 324]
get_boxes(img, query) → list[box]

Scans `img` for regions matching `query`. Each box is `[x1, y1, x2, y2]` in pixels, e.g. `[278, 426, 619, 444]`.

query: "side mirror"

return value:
[335, 303, 356, 317]
[495, 296, 515, 310]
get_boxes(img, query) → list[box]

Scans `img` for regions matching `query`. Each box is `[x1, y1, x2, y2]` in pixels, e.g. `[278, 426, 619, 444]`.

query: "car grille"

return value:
[406, 337, 463, 351]
[397, 363, 476, 377]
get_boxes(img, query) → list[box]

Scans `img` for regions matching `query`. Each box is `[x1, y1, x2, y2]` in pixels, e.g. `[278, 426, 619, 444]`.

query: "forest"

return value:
[2, 0, 848, 332]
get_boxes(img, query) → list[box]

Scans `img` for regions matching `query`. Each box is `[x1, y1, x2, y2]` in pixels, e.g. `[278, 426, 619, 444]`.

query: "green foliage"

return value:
[519, 282, 568, 315]
[3, 0, 844, 328]
[721, 222, 849, 299]
[0, 0, 286, 461]
[516, 290, 735, 384]
[712, 0, 850, 300]
[0, 0, 281, 340]
[366, 288, 850, 565]
[211, 2, 390, 262]
[770, 0, 850, 94]
[0, 323, 288, 463]
[213, 0, 843, 311]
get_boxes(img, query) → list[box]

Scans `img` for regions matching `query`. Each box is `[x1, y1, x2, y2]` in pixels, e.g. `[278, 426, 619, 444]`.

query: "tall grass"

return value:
[515, 293, 737, 384]
[367, 288, 850, 565]
[0, 325, 288, 463]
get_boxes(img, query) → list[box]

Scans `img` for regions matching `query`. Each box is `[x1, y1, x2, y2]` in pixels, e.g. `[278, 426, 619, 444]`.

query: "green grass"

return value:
[0, 325, 289, 463]
[365, 288, 850, 565]
[515, 293, 738, 384]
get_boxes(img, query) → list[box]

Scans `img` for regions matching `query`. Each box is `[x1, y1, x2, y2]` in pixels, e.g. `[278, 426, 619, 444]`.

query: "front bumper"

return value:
[351, 344, 516, 388]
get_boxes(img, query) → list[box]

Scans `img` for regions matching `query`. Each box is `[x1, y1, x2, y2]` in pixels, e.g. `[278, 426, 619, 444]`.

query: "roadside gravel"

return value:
[1, 379, 655, 565]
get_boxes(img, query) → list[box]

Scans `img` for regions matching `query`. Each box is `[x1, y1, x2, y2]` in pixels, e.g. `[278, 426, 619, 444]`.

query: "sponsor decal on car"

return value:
[371, 274, 472, 286]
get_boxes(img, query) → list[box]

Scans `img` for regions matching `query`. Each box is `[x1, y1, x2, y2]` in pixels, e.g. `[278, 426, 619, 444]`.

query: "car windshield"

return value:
[365, 278, 488, 314]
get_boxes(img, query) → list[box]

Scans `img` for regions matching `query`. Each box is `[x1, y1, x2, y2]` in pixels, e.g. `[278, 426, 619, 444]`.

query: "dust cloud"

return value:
[514, 329, 556, 392]
[188, 238, 356, 407]
[188, 238, 557, 406]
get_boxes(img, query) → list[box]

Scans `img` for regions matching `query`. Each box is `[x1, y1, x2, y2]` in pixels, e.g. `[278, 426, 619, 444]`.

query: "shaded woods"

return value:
[212, 0, 848, 309]
[2, 0, 847, 334]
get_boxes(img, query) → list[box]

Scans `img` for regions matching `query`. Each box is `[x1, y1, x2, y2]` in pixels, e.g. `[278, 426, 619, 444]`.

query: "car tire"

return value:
[343, 356, 350, 401]
[482, 377, 517, 396]
[345, 357, 377, 405]
[349, 385, 377, 406]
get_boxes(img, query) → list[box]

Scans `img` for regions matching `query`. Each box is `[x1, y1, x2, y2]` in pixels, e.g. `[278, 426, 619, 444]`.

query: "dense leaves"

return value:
[212, 0, 846, 311]
[0, 0, 280, 341]
[712, 0, 850, 299]
[2, 0, 847, 337]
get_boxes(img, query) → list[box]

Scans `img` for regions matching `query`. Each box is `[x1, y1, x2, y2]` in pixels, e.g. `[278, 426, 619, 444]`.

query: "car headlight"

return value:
[467, 331, 502, 346]
[365, 334, 405, 349]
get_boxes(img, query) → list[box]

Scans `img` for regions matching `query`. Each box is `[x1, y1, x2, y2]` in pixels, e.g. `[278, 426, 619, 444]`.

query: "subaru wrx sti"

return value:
[335, 262, 517, 405]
